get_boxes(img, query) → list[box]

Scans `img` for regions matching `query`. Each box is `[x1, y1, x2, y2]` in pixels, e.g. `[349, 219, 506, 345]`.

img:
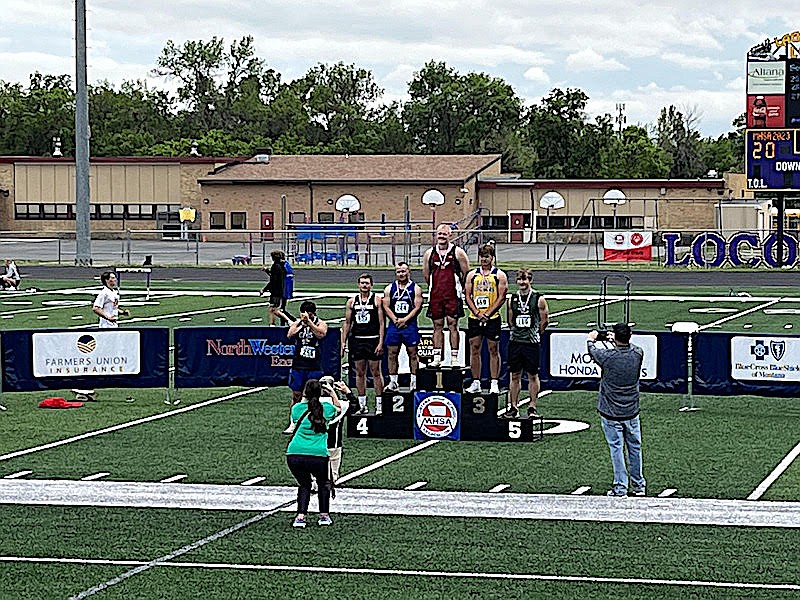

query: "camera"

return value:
[596, 330, 611, 342]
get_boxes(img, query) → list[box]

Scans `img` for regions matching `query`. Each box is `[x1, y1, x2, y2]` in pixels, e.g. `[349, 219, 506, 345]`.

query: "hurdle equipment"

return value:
[115, 267, 152, 300]
[597, 274, 631, 330]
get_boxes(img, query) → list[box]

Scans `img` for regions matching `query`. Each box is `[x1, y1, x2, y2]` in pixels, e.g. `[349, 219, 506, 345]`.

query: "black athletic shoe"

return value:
[501, 407, 519, 419]
[527, 407, 541, 419]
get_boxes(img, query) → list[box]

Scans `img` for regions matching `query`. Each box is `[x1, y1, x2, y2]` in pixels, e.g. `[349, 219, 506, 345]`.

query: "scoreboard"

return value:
[745, 128, 800, 191]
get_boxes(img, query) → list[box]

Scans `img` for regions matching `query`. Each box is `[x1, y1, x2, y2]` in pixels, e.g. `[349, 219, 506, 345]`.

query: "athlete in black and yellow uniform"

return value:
[464, 243, 508, 395]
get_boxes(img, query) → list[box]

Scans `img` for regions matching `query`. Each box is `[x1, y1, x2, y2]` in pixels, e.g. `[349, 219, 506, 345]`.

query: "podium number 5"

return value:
[508, 421, 521, 439]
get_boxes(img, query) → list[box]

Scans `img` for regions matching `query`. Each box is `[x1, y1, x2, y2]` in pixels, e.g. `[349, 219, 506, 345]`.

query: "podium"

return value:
[346, 365, 544, 443]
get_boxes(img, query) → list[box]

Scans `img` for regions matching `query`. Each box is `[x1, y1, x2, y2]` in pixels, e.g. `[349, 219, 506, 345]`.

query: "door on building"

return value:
[260, 212, 274, 241]
[509, 212, 530, 243]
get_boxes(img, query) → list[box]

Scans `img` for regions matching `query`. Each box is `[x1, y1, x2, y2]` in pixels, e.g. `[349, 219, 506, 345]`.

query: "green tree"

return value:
[403, 61, 522, 155]
[598, 126, 669, 178]
[0, 73, 74, 155]
[655, 105, 706, 178]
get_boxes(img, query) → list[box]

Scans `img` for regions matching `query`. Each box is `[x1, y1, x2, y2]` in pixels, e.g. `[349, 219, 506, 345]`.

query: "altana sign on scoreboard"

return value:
[745, 32, 800, 191]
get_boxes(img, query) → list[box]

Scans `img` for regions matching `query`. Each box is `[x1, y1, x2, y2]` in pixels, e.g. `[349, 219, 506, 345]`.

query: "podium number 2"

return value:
[472, 397, 485, 414]
[392, 395, 405, 412]
[508, 421, 521, 439]
[357, 418, 369, 435]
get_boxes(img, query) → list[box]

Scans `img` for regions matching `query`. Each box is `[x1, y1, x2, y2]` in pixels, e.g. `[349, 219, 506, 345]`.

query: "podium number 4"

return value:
[357, 418, 369, 435]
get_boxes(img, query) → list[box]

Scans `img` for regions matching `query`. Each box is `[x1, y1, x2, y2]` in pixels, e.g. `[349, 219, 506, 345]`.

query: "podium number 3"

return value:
[357, 418, 369, 435]
[508, 421, 521, 439]
[472, 397, 485, 414]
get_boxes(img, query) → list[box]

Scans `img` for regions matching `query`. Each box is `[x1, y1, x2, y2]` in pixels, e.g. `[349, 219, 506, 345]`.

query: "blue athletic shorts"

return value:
[385, 322, 420, 347]
[288, 368, 324, 392]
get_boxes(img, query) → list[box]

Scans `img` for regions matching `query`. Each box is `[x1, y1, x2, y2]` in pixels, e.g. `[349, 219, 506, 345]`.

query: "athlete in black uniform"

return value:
[341, 273, 385, 414]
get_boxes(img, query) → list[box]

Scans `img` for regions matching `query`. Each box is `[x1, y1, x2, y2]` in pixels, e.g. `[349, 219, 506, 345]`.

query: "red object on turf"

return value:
[38, 397, 83, 409]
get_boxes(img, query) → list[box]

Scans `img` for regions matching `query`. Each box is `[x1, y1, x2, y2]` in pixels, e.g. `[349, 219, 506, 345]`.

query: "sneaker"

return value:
[501, 407, 519, 419]
[450, 360, 463, 369]
[292, 516, 306, 528]
[606, 490, 627, 497]
[631, 489, 646, 497]
[489, 381, 500, 394]
[385, 380, 400, 392]
[428, 357, 442, 368]
[318, 514, 333, 526]
[282, 423, 296, 435]
[354, 406, 369, 415]
[527, 407, 541, 419]
[466, 380, 482, 394]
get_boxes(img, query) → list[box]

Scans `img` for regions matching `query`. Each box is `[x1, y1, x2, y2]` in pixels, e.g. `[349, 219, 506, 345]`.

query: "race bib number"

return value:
[300, 346, 316, 359]
[394, 301, 409, 315]
[475, 295, 490, 309]
[516, 315, 532, 328]
[356, 311, 371, 324]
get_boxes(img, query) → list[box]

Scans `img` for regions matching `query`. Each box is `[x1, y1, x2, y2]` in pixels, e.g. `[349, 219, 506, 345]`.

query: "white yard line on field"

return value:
[0, 387, 266, 463]
[1, 557, 797, 594]
[748, 440, 800, 501]
[0, 556, 796, 594]
[697, 299, 783, 331]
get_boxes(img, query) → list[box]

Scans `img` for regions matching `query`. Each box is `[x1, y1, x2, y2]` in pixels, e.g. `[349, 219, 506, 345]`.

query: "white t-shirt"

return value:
[4, 262, 19, 281]
[93, 286, 120, 328]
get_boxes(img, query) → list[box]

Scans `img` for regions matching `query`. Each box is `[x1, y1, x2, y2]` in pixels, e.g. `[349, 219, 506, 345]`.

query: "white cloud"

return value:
[566, 49, 627, 72]
[522, 66, 550, 84]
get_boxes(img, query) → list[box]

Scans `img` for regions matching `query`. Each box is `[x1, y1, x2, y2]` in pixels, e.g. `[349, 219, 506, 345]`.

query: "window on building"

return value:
[290, 212, 306, 224]
[98, 204, 113, 220]
[571, 216, 591, 229]
[139, 204, 156, 219]
[112, 204, 125, 219]
[230, 212, 247, 229]
[56, 204, 71, 219]
[318, 212, 335, 223]
[15, 204, 42, 219]
[348, 212, 365, 224]
[481, 215, 509, 230]
[209, 212, 226, 229]
[536, 215, 569, 229]
[42, 204, 57, 219]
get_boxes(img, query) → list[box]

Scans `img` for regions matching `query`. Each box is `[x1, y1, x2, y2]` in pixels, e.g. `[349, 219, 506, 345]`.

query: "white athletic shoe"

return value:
[450, 360, 463, 369]
[428, 357, 442, 368]
[466, 380, 482, 394]
[489, 381, 501, 394]
[385, 380, 400, 392]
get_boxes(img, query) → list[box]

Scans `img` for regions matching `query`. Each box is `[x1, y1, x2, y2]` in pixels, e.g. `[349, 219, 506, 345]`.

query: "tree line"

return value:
[0, 36, 744, 178]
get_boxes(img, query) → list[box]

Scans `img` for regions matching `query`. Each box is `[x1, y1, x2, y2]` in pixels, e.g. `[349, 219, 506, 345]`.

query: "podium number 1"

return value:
[357, 418, 369, 435]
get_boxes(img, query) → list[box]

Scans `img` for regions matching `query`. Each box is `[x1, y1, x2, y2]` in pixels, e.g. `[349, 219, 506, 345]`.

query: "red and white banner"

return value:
[603, 231, 653, 262]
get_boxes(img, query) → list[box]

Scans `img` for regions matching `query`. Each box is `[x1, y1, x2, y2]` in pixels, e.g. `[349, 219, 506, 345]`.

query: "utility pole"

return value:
[615, 103, 627, 135]
[75, 0, 92, 266]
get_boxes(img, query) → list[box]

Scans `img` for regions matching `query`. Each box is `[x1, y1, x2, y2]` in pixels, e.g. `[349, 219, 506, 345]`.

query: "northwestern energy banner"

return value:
[695, 332, 800, 396]
[174, 326, 341, 388]
[2, 328, 169, 392]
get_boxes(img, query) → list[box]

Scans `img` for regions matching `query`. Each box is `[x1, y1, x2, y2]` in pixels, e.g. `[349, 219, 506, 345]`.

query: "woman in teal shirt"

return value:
[287, 378, 341, 527]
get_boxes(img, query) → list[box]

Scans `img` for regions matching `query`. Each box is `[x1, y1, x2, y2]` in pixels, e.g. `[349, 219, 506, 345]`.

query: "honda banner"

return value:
[603, 231, 653, 261]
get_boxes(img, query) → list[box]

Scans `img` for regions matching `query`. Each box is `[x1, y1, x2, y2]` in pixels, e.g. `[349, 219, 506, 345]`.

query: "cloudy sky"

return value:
[1, 1, 795, 138]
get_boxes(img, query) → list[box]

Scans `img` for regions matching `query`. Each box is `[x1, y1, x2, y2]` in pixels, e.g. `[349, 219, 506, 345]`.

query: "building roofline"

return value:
[0, 156, 240, 165]
[198, 178, 470, 186]
[478, 178, 726, 189]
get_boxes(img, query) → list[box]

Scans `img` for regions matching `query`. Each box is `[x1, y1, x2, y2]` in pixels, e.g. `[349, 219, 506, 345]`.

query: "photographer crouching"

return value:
[587, 323, 646, 497]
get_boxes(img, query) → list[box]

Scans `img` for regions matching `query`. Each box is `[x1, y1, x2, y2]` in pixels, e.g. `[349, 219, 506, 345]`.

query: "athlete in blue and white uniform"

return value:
[383, 262, 424, 392]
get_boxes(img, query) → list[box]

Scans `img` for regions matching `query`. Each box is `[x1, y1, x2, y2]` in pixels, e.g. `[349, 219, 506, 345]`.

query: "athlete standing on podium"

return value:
[341, 273, 385, 415]
[383, 262, 424, 392]
[506, 268, 549, 418]
[464, 243, 508, 395]
[422, 224, 469, 367]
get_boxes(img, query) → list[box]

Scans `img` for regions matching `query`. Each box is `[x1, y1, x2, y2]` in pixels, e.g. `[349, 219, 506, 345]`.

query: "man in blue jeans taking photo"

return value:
[587, 322, 646, 497]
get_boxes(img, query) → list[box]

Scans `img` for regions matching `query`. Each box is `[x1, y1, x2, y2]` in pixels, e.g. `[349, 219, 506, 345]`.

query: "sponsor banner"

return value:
[2, 328, 168, 392]
[747, 94, 785, 128]
[32, 331, 141, 378]
[548, 332, 657, 380]
[787, 59, 800, 127]
[731, 336, 800, 381]
[747, 61, 786, 94]
[414, 391, 461, 441]
[174, 326, 341, 388]
[695, 332, 800, 396]
[603, 231, 652, 262]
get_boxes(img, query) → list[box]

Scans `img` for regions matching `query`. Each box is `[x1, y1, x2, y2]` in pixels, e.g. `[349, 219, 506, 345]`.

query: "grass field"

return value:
[0, 274, 799, 598]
